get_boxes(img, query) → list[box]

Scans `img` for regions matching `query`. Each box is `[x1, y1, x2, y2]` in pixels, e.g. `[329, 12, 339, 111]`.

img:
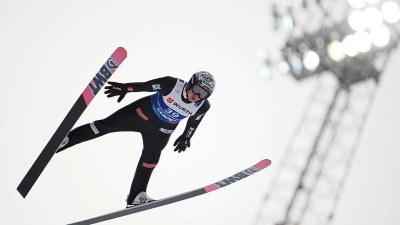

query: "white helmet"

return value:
[187, 71, 216, 99]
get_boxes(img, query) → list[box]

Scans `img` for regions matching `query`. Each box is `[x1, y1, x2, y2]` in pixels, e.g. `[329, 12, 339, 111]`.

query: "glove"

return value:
[173, 135, 191, 153]
[104, 81, 132, 103]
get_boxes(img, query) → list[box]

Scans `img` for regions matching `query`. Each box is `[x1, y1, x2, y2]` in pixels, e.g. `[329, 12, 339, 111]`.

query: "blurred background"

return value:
[1, 0, 399, 225]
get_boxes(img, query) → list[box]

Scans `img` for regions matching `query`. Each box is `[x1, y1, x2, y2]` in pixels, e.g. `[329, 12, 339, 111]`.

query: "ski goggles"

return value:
[191, 84, 211, 99]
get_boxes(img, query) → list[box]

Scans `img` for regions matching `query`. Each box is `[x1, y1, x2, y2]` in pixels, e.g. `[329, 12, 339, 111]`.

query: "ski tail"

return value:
[17, 47, 127, 198]
[67, 159, 272, 225]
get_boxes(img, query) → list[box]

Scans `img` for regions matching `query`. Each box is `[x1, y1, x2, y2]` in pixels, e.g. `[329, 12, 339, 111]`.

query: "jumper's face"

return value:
[187, 88, 201, 102]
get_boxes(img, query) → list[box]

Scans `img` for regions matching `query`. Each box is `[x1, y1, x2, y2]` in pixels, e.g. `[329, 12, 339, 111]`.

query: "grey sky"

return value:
[0, 0, 399, 225]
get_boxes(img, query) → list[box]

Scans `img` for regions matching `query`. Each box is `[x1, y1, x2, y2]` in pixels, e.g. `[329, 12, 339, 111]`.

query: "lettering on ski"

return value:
[213, 167, 260, 188]
[17, 47, 127, 198]
[204, 160, 269, 193]
[67, 159, 271, 225]
[83, 50, 126, 105]
[88, 58, 118, 95]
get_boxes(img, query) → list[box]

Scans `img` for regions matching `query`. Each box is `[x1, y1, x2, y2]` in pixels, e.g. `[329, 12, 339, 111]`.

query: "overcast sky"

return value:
[1, 0, 399, 225]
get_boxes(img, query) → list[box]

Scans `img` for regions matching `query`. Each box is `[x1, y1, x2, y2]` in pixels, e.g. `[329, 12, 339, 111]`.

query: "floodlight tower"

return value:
[254, 0, 400, 225]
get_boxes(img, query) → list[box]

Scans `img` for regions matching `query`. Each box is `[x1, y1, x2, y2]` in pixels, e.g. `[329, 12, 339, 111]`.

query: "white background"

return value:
[0, 0, 399, 225]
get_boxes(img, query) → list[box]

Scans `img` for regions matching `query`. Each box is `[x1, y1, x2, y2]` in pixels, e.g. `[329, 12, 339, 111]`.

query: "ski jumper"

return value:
[56, 76, 210, 204]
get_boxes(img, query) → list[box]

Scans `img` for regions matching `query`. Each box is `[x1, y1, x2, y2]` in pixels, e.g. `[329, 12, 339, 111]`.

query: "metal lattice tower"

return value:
[253, 0, 400, 224]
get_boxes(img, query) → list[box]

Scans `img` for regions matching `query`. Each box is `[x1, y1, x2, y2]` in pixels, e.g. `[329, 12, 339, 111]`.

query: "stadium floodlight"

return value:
[364, 7, 382, 29]
[370, 25, 390, 47]
[283, 15, 294, 31]
[348, 10, 367, 31]
[354, 30, 372, 52]
[342, 34, 360, 57]
[381, 1, 400, 23]
[278, 61, 290, 74]
[260, 0, 400, 82]
[303, 50, 320, 71]
[327, 40, 346, 62]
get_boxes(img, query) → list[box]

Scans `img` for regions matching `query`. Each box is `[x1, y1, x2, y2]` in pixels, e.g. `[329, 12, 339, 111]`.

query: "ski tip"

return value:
[263, 159, 272, 165]
[110, 47, 128, 65]
[254, 159, 272, 170]
[116, 47, 127, 57]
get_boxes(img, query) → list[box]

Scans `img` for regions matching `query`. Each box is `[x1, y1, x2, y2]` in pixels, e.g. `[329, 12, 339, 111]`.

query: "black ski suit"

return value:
[56, 76, 210, 204]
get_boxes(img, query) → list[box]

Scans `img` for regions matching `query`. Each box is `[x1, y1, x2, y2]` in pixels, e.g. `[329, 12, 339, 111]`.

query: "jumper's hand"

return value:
[173, 135, 191, 153]
[104, 81, 130, 103]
